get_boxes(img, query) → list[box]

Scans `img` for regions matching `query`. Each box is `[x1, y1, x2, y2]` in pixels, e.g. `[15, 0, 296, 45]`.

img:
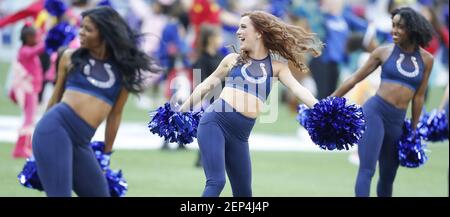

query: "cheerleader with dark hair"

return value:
[332, 7, 435, 197]
[32, 6, 157, 197]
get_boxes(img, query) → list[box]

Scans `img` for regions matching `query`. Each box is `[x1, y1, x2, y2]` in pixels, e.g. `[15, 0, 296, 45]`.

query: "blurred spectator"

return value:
[157, 1, 190, 71]
[365, 0, 394, 43]
[420, 5, 449, 56]
[188, 0, 239, 49]
[219, 0, 240, 51]
[0, 0, 58, 105]
[192, 24, 224, 166]
[65, 0, 92, 27]
[158, 1, 192, 150]
[9, 24, 45, 158]
[418, 4, 449, 102]
[128, 0, 168, 56]
[128, 0, 168, 109]
[309, 0, 368, 100]
[281, 6, 318, 113]
[270, 0, 292, 19]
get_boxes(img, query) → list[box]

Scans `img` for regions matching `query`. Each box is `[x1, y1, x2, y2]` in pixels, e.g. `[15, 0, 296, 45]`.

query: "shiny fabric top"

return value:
[224, 55, 274, 101]
[65, 56, 122, 106]
[380, 44, 425, 91]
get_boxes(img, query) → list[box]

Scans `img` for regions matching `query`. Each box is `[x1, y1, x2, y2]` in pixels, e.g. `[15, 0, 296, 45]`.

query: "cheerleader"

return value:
[179, 11, 322, 197]
[331, 7, 434, 197]
[32, 7, 156, 197]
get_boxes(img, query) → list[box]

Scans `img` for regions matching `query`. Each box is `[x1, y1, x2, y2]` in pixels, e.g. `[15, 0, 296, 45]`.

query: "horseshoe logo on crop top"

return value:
[240, 61, 268, 84]
[83, 59, 116, 88]
[396, 54, 419, 78]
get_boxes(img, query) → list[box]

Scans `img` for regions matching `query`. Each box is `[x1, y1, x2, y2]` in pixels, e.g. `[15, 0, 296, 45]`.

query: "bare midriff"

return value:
[376, 82, 415, 109]
[61, 89, 112, 128]
[219, 87, 263, 119]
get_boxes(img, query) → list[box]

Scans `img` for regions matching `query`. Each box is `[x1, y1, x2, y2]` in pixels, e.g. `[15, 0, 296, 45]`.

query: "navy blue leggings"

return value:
[355, 95, 406, 197]
[32, 102, 110, 197]
[197, 99, 256, 197]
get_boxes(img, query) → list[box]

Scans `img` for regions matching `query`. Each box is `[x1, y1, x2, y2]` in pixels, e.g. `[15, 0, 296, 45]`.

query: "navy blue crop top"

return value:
[380, 44, 424, 91]
[65, 57, 122, 106]
[224, 55, 274, 101]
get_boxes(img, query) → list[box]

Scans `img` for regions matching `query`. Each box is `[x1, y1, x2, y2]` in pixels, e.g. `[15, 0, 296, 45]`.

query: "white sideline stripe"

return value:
[0, 115, 346, 153]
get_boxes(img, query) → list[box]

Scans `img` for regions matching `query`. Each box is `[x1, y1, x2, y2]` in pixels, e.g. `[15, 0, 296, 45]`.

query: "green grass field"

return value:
[1, 60, 448, 197]
[0, 142, 448, 197]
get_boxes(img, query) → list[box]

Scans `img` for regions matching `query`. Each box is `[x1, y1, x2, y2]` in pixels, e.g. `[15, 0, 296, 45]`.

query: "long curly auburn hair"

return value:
[237, 11, 324, 73]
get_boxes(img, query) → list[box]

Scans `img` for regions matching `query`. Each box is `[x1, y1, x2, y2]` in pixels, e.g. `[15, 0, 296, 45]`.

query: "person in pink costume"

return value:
[10, 24, 45, 158]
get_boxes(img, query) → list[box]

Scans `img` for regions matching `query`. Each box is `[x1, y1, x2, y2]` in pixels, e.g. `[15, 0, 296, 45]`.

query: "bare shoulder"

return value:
[61, 48, 75, 60]
[60, 49, 76, 67]
[271, 60, 288, 76]
[373, 44, 394, 56]
[223, 53, 239, 63]
[61, 49, 77, 70]
[374, 44, 393, 52]
[419, 48, 434, 65]
[364, 44, 392, 63]
[221, 53, 239, 70]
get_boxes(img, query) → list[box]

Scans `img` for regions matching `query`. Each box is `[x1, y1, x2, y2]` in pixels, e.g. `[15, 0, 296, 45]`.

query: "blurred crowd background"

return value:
[0, 0, 448, 197]
[0, 0, 448, 114]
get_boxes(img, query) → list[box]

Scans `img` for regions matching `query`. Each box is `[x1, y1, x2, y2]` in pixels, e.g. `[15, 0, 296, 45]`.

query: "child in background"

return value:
[10, 23, 45, 158]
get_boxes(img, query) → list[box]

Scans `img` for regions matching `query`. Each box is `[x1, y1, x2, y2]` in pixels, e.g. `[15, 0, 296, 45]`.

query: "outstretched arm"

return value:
[331, 46, 385, 98]
[179, 53, 237, 112]
[20, 42, 45, 59]
[278, 63, 318, 108]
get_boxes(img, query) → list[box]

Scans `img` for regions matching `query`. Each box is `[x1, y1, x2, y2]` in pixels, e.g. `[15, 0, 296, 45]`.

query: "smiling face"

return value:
[79, 16, 103, 50]
[236, 16, 260, 52]
[391, 14, 409, 45]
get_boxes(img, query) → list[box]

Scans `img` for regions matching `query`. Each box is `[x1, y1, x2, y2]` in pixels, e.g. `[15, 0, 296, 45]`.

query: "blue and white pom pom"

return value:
[148, 103, 176, 139]
[18, 142, 126, 196]
[296, 104, 311, 127]
[91, 141, 126, 197]
[300, 97, 366, 151]
[17, 156, 43, 191]
[148, 103, 203, 145]
[97, 0, 113, 6]
[44, 0, 67, 17]
[90, 141, 111, 170]
[105, 169, 127, 197]
[417, 109, 449, 142]
[398, 120, 428, 168]
[45, 21, 77, 54]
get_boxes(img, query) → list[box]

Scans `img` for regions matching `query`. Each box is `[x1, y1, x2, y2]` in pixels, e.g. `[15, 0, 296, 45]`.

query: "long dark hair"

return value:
[20, 25, 36, 45]
[70, 6, 157, 93]
[391, 7, 434, 48]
